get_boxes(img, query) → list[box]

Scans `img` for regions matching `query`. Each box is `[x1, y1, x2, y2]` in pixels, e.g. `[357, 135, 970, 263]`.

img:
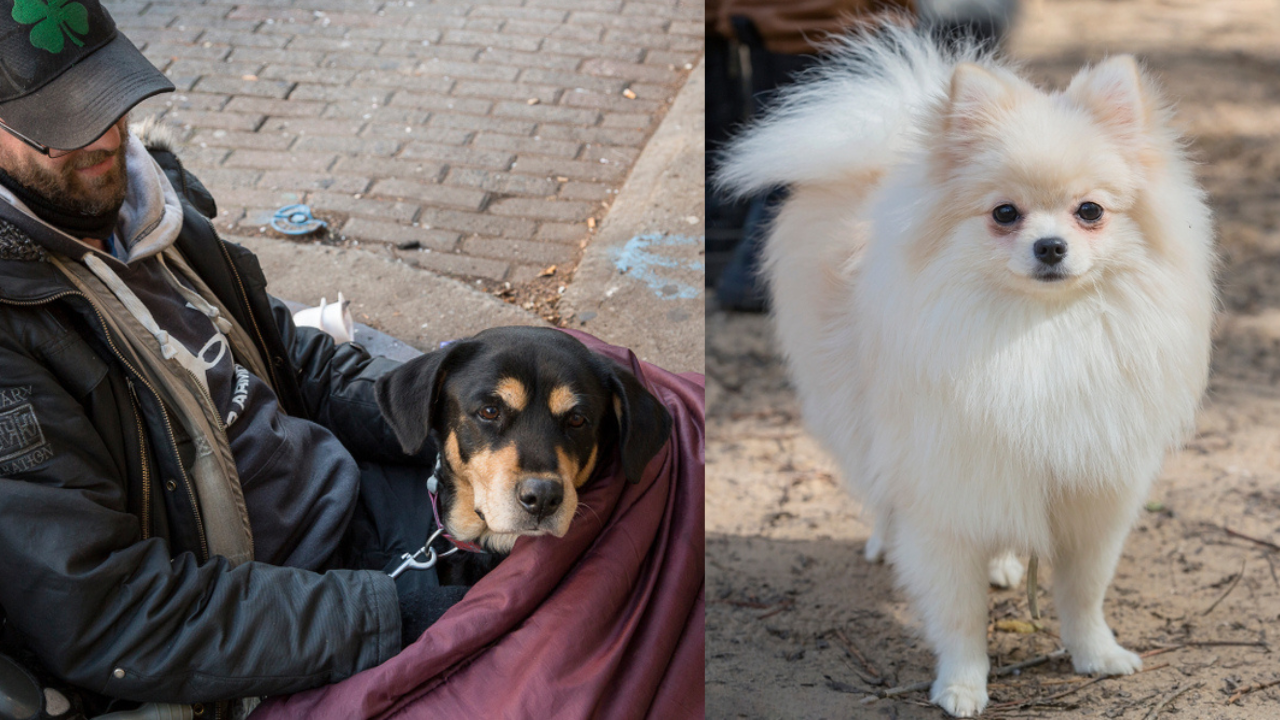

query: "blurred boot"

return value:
[716, 187, 786, 313]
[706, 31, 751, 292]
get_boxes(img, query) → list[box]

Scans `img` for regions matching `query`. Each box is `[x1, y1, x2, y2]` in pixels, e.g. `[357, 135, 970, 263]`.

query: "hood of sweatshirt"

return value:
[0, 131, 185, 266]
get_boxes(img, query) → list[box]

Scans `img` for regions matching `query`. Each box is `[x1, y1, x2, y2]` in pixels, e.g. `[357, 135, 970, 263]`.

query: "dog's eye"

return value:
[567, 412, 587, 429]
[478, 405, 500, 421]
[1076, 202, 1104, 222]
[992, 204, 1020, 225]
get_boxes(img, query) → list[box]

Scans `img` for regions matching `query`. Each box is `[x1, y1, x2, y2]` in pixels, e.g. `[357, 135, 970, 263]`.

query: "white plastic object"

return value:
[291, 293, 354, 344]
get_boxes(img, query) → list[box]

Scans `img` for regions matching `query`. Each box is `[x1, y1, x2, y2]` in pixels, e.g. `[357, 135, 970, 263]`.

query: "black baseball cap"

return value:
[0, 0, 174, 151]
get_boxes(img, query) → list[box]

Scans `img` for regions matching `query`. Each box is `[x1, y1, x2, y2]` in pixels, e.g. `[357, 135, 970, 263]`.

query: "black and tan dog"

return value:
[374, 327, 672, 564]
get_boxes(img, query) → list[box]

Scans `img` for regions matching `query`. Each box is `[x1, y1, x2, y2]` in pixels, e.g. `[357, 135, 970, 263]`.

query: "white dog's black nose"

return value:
[1033, 237, 1068, 266]
[517, 478, 563, 519]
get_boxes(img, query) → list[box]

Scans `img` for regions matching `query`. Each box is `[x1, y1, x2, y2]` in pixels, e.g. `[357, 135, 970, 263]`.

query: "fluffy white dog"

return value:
[718, 26, 1215, 717]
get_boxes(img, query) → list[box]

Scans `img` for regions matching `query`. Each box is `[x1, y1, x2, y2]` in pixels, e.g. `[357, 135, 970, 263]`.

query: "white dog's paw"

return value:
[1071, 642, 1142, 676]
[864, 532, 886, 563]
[931, 680, 988, 718]
[987, 552, 1024, 588]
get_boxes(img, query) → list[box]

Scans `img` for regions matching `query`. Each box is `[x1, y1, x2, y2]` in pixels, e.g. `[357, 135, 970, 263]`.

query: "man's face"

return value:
[0, 115, 129, 217]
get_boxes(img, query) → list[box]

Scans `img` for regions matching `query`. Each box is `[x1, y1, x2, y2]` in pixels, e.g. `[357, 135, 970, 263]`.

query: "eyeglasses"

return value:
[0, 119, 74, 159]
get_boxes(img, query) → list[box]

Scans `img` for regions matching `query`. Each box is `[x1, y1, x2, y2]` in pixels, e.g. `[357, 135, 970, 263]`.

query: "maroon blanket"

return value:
[251, 331, 705, 720]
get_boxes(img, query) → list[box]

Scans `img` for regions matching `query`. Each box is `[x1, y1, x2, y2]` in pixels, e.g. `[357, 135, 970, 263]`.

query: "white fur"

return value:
[129, 115, 182, 154]
[987, 551, 1023, 588]
[718, 25, 1214, 718]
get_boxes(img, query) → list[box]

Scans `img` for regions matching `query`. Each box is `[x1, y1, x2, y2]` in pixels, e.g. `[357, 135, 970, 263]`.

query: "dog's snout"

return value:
[516, 478, 563, 519]
[1032, 237, 1068, 266]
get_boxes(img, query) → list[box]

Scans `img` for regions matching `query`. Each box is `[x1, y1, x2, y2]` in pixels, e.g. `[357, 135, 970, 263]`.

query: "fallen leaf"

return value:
[587, 217, 596, 229]
[622, 88, 637, 99]
[994, 619, 1039, 634]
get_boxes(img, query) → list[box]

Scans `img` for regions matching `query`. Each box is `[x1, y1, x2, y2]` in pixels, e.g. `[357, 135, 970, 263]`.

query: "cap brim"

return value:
[0, 32, 174, 151]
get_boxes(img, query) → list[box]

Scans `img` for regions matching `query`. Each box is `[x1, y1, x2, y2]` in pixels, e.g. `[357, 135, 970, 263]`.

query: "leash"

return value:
[388, 527, 454, 579]
[388, 457, 486, 579]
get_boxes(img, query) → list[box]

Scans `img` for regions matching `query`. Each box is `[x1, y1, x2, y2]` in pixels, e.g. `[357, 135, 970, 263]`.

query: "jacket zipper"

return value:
[125, 378, 151, 541]
[181, 364, 229, 433]
[214, 241, 284, 396]
[0, 292, 210, 561]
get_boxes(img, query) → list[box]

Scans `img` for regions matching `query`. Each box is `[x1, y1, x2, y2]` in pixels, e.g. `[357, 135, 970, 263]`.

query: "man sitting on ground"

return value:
[0, 3, 459, 716]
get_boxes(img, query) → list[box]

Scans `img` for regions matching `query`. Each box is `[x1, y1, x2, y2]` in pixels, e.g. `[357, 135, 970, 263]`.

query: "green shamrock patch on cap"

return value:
[12, 0, 90, 54]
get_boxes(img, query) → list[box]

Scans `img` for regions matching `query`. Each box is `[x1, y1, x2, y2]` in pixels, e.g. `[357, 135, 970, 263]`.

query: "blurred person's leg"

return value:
[715, 16, 816, 313]
[710, 0, 913, 313]
[706, 2, 751, 297]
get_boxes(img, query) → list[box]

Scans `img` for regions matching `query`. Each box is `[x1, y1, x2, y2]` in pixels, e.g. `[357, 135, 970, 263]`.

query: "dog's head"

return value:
[913, 55, 1196, 294]
[375, 327, 672, 554]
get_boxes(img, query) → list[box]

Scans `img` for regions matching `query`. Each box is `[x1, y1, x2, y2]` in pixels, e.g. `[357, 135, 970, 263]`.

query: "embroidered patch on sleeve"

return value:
[0, 387, 54, 475]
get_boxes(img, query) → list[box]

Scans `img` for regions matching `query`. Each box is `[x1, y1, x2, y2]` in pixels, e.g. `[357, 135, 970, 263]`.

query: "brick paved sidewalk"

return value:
[116, 0, 701, 312]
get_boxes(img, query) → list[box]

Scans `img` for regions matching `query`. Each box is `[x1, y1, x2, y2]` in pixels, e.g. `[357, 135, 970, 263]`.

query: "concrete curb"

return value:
[558, 56, 706, 375]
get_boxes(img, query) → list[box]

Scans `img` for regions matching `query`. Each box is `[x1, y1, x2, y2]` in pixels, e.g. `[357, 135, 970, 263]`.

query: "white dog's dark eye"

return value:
[1077, 202, 1103, 222]
[992, 204, 1019, 225]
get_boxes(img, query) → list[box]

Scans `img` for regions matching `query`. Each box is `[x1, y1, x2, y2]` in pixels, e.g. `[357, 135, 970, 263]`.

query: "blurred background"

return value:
[706, 0, 1280, 717]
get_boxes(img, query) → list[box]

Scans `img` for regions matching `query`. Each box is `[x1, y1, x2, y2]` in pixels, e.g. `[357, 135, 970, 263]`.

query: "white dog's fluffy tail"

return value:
[713, 25, 1003, 503]
[715, 24, 993, 197]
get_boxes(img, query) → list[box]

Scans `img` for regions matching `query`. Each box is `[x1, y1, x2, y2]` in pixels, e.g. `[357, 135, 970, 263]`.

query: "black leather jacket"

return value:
[0, 145, 405, 704]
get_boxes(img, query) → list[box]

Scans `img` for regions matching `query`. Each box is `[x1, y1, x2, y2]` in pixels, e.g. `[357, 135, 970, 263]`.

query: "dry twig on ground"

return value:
[756, 598, 795, 620]
[859, 649, 1070, 705]
[988, 674, 1109, 711]
[1142, 682, 1203, 720]
[1226, 677, 1280, 705]
[1222, 526, 1280, 552]
[1200, 558, 1246, 616]
[831, 629, 883, 683]
[1164, 640, 1267, 649]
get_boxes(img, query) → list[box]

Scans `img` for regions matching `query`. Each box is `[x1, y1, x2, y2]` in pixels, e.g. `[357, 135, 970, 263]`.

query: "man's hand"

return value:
[394, 572, 469, 649]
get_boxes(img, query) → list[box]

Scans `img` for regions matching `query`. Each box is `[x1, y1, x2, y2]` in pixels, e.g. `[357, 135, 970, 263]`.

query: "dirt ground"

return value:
[705, 1, 1280, 717]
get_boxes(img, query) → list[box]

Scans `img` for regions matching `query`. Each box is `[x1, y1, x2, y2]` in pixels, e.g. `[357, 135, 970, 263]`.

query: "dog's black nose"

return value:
[516, 478, 563, 519]
[1033, 237, 1068, 266]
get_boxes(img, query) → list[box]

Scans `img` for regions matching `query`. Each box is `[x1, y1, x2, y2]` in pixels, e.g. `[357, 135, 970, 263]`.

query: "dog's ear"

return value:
[947, 63, 1013, 135]
[604, 362, 673, 483]
[1065, 55, 1152, 141]
[375, 342, 478, 455]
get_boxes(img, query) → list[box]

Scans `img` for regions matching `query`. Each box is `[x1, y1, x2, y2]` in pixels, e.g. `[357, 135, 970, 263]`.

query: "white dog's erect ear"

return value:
[946, 63, 1012, 138]
[1066, 55, 1150, 138]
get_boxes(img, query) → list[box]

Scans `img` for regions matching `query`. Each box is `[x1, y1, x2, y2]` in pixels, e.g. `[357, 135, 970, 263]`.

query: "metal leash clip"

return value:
[388, 527, 459, 579]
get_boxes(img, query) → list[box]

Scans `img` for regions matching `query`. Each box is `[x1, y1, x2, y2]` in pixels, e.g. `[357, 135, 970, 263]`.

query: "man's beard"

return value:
[32, 148, 129, 216]
[0, 118, 129, 238]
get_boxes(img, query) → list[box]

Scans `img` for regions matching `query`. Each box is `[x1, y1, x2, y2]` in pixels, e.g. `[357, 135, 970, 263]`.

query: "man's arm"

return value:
[269, 298, 425, 465]
[0, 335, 401, 702]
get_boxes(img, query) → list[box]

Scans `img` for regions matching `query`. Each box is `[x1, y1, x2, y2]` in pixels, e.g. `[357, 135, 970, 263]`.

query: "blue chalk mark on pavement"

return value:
[611, 233, 705, 299]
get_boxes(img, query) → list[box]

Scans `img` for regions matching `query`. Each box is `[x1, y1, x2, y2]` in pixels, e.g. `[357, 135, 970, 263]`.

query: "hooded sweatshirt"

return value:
[0, 135, 361, 569]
